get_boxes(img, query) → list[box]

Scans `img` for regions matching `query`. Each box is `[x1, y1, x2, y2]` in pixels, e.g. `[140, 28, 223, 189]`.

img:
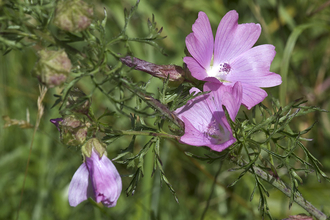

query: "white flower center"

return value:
[207, 62, 231, 82]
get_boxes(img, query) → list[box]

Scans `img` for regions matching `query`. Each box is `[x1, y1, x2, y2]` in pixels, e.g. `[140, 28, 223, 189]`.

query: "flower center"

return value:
[207, 62, 231, 82]
[204, 120, 230, 145]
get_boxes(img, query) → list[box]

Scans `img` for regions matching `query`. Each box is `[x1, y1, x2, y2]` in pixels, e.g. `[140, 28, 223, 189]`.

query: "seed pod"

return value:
[53, 0, 94, 32]
[33, 49, 71, 88]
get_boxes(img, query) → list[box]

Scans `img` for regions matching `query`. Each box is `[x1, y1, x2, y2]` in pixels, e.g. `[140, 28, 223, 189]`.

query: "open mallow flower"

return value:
[184, 11, 282, 109]
[175, 82, 242, 152]
[68, 138, 122, 207]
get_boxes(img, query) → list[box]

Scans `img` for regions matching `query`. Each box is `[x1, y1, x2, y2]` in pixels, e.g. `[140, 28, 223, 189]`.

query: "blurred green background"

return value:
[1, 0, 330, 219]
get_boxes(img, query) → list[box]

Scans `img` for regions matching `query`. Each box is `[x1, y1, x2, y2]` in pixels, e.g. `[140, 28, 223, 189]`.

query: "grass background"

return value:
[1, 0, 330, 219]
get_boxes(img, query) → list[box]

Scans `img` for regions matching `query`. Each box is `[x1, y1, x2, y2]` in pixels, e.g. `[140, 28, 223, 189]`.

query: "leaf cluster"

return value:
[186, 97, 329, 219]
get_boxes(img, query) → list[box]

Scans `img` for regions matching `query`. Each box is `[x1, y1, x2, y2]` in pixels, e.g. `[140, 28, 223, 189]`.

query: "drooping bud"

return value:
[120, 56, 185, 84]
[69, 138, 122, 208]
[33, 49, 71, 88]
[65, 88, 91, 115]
[58, 115, 91, 146]
[53, 0, 94, 32]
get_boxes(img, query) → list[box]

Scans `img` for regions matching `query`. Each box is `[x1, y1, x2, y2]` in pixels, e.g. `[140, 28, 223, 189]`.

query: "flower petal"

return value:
[207, 135, 236, 152]
[180, 116, 211, 146]
[228, 45, 282, 87]
[86, 150, 122, 207]
[214, 10, 261, 65]
[241, 83, 268, 109]
[183, 57, 208, 81]
[68, 163, 90, 207]
[222, 82, 243, 121]
[185, 11, 213, 69]
[175, 93, 212, 132]
[203, 82, 242, 122]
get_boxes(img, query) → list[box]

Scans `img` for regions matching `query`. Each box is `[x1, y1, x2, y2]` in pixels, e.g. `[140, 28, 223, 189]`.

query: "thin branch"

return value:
[107, 129, 180, 141]
[200, 160, 223, 220]
[252, 165, 327, 220]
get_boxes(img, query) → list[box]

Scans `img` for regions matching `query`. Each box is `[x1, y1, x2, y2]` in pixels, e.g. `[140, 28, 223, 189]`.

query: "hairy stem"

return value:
[252, 165, 327, 220]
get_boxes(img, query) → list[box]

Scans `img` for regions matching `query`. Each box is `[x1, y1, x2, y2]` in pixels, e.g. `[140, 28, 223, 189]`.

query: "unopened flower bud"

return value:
[120, 56, 185, 84]
[66, 88, 91, 115]
[57, 115, 91, 146]
[33, 49, 71, 88]
[50, 118, 63, 131]
[53, 0, 93, 32]
[69, 138, 122, 207]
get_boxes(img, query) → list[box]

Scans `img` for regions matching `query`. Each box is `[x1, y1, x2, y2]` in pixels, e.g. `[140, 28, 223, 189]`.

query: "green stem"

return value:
[140, 143, 153, 220]
[107, 129, 180, 141]
[252, 165, 327, 220]
[200, 160, 223, 220]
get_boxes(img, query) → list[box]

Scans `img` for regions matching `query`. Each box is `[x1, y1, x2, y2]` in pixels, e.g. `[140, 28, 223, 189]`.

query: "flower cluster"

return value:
[176, 10, 281, 152]
[51, 9, 282, 210]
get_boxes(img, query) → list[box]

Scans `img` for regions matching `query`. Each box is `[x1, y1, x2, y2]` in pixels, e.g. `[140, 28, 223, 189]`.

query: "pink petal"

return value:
[175, 94, 212, 132]
[183, 57, 208, 81]
[180, 116, 235, 152]
[214, 10, 261, 65]
[185, 11, 214, 69]
[86, 150, 122, 208]
[207, 135, 236, 152]
[222, 82, 243, 121]
[180, 116, 212, 146]
[68, 163, 90, 207]
[203, 82, 225, 114]
[203, 82, 242, 121]
[241, 83, 268, 110]
[228, 45, 282, 87]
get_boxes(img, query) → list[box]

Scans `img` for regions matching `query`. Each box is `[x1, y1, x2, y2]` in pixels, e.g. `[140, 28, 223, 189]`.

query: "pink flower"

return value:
[68, 148, 122, 207]
[184, 11, 281, 109]
[175, 82, 242, 152]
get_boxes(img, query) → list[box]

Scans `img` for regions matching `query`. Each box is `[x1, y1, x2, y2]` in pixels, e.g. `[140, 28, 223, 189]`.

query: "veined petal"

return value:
[203, 82, 242, 122]
[222, 82, 243, 121]
[241, 83, 268, 110]
[86, 150, 122, 208]
[68, 163, 90, 207]
[183, 57, 208, 81]
[180, 116, 235, 152]
[214, 10, 261, 65]
[203, 82, 224, 113]
[185, 11, 214, 69]
[180, 116, 212, 146]
[207, 135, 236, 152]
[229, 45, 282, 87]
[175, 93, 212, 132]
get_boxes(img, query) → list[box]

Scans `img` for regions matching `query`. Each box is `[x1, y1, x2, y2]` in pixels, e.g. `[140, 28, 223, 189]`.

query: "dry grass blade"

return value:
[16, 86, 48, 220]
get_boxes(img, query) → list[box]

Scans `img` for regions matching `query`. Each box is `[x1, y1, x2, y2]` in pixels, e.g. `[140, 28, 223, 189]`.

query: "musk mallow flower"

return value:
[175, 82, 242, 152]
[68, 138, 122, 207]
[184, 10, 282, 109]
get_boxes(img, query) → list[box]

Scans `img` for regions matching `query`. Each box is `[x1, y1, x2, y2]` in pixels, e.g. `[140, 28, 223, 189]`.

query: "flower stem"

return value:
[110, 129, 180, 141]
[252, 165, 327, 220]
